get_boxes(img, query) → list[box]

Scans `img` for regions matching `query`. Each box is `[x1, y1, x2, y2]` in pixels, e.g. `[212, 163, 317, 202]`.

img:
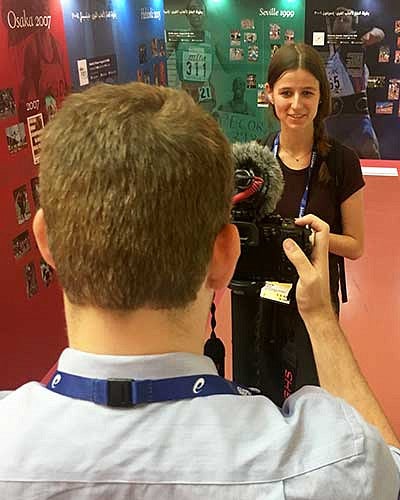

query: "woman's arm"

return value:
[286, 214, 399, 447]
[329, 187, 365, 260]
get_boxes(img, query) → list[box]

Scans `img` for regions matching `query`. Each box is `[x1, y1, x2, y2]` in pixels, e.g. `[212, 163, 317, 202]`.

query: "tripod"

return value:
[231, 281, 317, 407]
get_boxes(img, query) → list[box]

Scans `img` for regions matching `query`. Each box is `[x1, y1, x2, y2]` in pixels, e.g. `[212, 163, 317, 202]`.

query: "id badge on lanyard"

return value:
[272, 133, 317, 218]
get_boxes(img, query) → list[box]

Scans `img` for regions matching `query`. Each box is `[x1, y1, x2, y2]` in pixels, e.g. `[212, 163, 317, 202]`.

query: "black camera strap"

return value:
[282, 337, 297, 401]
[204, 301, 226, 377]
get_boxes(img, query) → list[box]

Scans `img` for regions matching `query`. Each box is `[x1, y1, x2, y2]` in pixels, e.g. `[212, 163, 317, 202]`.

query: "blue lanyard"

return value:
[272, 133, 317, 218]
[46, 371, 259, 407]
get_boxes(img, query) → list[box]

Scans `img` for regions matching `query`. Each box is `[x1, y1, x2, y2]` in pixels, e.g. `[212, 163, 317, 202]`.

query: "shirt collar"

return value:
[57, 348, 218, 380]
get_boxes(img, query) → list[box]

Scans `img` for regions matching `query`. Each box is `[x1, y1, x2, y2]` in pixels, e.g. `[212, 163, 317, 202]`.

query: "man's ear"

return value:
[206, 223, 240, 291]
[32, 208, 56, 269]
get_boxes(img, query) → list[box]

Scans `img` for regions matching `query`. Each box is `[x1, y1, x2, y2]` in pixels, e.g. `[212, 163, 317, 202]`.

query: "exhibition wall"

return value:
[0, 0, 165, 388]
[165, 0, 400, 158]
[164, 0, 304, 142]
[305, 0, 400, 159]
[0, 0, 71, 388]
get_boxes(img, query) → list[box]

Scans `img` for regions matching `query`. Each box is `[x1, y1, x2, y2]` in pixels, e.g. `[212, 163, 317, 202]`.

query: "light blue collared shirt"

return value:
[0, 348, 399, 499]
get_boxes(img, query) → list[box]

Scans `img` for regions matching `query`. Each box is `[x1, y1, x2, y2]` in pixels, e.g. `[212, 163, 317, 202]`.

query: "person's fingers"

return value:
[295, 214, 330, 266]
[283, 238, 314, 280]
[295, 213, 330, 234]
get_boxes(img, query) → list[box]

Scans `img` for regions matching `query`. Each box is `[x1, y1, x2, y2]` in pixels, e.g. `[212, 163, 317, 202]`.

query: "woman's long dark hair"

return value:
[268, 43, 332, 182]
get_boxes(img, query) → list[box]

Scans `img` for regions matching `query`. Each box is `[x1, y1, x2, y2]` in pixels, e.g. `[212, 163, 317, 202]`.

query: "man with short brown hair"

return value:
[39, 82, 234, 311]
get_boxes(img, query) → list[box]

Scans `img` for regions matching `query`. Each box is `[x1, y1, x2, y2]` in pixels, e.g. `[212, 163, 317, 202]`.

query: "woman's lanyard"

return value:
[272, 133, 317, 218]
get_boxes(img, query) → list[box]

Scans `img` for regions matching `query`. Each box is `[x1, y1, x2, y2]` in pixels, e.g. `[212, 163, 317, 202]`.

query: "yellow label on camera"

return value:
[260, 281, 293, 305]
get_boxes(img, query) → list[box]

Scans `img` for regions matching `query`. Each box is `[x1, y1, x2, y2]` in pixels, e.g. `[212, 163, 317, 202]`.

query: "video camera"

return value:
[230, 142, 313, 289]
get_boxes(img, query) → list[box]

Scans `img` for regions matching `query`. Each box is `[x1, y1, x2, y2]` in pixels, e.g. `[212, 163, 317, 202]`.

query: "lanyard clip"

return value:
[107, 378, 133, 407]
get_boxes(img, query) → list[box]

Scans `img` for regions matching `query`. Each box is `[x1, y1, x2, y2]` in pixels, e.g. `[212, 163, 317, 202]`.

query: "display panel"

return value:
[62, 0, 167, 90]
[164, 0, 305, 142]
[306, 0, 400, 159]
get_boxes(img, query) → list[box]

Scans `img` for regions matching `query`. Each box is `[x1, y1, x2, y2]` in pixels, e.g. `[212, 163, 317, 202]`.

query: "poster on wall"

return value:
[164, 0, 305, 143]
[306, 0, 400, 159]
[0, 0, 70, 389]
[1, 0, 71, 125]
[61, 0, 167, 90]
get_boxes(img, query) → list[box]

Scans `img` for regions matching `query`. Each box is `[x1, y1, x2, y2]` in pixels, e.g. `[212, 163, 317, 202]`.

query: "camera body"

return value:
[231, 213, 312, 285]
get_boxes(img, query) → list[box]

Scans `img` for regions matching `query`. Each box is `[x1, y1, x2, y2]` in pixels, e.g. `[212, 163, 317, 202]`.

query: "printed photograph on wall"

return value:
[306, 0, 400, 159]
[388, 79, 400, 100]
[13, 185, 31, 225]
[30, 177, 40, 210]
[230, 30, 241, 46]
[284, 29, 295, 44]
[6, 123, 27, 154]
[271, 43, 281, 57]
[241, 18, 254, 30]
[12, 231, 31, 260]
[246, 73, 256, 88]
[244, 32, 257, 44]
[230, 47, 244, 61]
[257, 86, 270, 107]
[378, 46, 390, 63]
[24, 262, 38, 299]
[247, 45, 259, 62]
[269, 23, 281, 40]
[40, 257, 53, 287]
[376, 101, 394, 114]
[0, 88, 16, 119]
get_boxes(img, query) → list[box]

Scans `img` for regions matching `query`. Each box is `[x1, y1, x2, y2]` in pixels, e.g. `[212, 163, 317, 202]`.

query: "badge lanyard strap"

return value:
[272, 133, 317, 218]
[46, 371, 259, 407]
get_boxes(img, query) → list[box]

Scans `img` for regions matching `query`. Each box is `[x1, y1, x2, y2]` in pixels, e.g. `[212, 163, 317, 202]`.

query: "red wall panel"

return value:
[0, 0, 71, 388]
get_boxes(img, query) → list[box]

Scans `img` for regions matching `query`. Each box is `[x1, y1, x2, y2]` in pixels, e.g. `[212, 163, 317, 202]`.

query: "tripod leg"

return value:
[231, 291, 259, 388]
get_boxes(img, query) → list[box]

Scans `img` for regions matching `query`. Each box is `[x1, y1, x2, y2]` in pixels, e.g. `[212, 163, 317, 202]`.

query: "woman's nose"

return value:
[290, 93, 303, 109]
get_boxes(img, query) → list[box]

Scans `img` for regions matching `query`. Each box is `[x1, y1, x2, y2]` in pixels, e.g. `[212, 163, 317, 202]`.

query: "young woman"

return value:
[258, 43, 365, 403]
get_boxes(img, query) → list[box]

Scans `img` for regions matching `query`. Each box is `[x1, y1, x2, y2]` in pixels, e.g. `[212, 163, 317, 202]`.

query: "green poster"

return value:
[164, 0, 305, 142]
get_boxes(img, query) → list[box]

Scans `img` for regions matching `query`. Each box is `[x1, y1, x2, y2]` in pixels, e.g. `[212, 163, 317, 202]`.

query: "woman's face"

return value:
[267, 68, 320, 134]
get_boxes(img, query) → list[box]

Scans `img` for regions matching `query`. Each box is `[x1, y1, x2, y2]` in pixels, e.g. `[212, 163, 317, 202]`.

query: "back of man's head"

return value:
[39, 82, 233, 311]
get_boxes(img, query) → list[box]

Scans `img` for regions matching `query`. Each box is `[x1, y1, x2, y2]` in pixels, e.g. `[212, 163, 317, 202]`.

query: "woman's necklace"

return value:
[279, 146, 311, 163]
